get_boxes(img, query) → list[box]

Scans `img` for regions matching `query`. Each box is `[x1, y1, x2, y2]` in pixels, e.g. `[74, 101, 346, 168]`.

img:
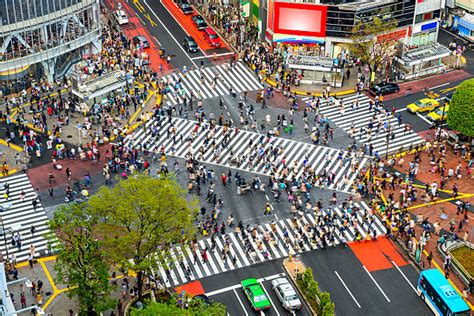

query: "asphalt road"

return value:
[198, 243, 431, 316]
[200, 260, 312, 316]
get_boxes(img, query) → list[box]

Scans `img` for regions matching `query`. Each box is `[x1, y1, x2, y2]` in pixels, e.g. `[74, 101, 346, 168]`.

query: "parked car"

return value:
[115, 10, 129, 25]
[192, 15, 207, 30]
[179, 2, 194, 15]
[132, 36, 150, 48]
[369, 82, 400, 95]
[406, 98, 440, 113]
[182, 36, 198, 53]
[203, 27, 220, 47]
[271, 278, 302, 311]
[427, 104, 449, 123]
[241, 278, 271, 311]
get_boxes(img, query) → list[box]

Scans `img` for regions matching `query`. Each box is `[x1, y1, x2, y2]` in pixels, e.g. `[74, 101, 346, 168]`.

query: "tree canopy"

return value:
[88, 174, 198, 297]
[447, 78, 474, 137]
[347, 17, 398, 82]
[130, 298, 226, 316]
[49, 203, 116, 315]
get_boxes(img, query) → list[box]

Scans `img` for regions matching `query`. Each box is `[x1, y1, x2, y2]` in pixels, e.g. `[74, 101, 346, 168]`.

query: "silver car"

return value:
[271, 278, 302, 310]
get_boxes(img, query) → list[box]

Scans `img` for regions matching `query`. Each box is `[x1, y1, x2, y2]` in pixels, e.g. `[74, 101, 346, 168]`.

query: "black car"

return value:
[192, 15, 207, 30]
[179, 3, 194, 15]
[132, 36, 150, 48]
[369, 82, 400, 96]
[183, 36, 198, 53]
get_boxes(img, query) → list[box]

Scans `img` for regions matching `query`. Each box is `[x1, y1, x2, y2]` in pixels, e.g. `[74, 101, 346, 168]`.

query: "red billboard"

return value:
[273, 2, 327, 38]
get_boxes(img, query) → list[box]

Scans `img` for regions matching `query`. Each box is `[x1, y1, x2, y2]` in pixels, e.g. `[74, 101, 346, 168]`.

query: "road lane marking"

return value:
[334, 271, 362, 308]
[395, 108, 407, 113]
[363, 266, 391, 302]
[206, 273, 285, 296]
[233, 288, 249, 316]
[391, 261, 418, 293]
[143, 0, 197, 67]
[416, 112, 432, 125]
[191, 52, 236, 59]
[430, 83, 450, 89]
[158, 0, 205, 56]
[260, 281, 280, 316]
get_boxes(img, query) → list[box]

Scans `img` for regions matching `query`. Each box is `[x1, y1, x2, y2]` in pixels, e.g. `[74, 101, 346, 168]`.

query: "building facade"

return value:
[262, 0, 445, 57]
[0, 0, 101, 86]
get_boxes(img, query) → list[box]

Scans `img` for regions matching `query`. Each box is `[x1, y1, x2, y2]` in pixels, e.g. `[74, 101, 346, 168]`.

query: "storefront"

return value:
[394, 43, 451, 80]
[455, 13, 474, 41]
[286, 54, 344, 87]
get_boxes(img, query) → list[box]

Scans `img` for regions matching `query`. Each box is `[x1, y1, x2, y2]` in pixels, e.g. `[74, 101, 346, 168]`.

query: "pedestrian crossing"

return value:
[0, 173, 52, 262]
[153, 201, 386, 287]
[162, 62, 262, 106]
[303, 94, 426, 156]
[127, 116, 369, 193]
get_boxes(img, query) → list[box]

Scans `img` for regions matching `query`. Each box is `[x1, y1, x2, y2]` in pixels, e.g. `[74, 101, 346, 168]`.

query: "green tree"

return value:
[88, 174, 198, 299]
[447, 78, 474, 137]
[347, 17, 398, 84]
[49, 203, 115, 315]
[130, 298, 226, 316]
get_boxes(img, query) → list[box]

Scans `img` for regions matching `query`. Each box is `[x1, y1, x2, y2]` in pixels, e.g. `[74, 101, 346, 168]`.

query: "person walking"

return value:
[264, 202, 272, 215]
[66, 167, 72, 181]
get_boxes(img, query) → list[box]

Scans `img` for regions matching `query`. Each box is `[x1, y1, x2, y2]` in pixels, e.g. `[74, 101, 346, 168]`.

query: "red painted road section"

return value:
[349, 237, 408, 272]
[161, 0, 231, 54]
[104, 0, 171, 72]
[383, 69, 471, 101]
[27, 145, 111, 191]
[175, 281, 205, 296]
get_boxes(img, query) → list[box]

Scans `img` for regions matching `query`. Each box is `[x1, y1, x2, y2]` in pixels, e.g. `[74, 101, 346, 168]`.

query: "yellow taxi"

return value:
[427, 104, 449, 122]
[406, 98, 440, 113]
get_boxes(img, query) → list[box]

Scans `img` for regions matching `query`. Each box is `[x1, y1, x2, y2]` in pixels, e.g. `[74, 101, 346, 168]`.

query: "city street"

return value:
[1, 0, 474, 314]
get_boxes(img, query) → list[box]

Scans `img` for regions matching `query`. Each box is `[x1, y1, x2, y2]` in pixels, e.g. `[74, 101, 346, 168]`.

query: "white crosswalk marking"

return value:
[153, 203, 386, 287]
[127, 117, 365, 193]
[0, 173, 53, 262]
[162, 62, 262, 106]
[302, 94, 426, 156]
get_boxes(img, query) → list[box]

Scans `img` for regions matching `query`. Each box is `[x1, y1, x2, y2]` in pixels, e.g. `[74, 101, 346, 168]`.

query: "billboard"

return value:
[273, 2, 327, 38]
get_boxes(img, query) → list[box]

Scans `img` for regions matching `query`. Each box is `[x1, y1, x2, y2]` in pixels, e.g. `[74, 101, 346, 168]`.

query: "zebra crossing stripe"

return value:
[162, 62, 262, 106]
[128, 116, 366, 193]
[303, 94, 426, 155]
[0, 173, 53, 262]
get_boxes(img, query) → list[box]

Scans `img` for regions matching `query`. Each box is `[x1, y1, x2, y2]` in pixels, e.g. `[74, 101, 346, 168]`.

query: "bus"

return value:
[417, 269, 471, 316]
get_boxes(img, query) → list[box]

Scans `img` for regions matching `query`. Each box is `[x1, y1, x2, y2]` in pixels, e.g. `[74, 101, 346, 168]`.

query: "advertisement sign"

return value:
[273, 2, 327, 38]
[377, 28, 410, 42]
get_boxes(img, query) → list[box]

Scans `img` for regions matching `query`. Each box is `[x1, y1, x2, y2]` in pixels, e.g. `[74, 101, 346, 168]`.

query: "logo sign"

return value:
[294, 254, 301, 262]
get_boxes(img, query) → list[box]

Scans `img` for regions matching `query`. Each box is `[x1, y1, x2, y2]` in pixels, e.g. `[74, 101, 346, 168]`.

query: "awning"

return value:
[459, 17, 474, 31]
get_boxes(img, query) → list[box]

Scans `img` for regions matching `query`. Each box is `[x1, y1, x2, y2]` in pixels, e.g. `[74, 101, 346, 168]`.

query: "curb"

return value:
[282, 258, 319, 315]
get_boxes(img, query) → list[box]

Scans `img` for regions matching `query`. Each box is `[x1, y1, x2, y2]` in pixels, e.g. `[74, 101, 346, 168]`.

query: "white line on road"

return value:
[260, 281, 280, 316]
[391, 261, 418, 293]
[430, 82, 450, 89]
[206, 273, 285, 296]
[191, 52, 236, 60]
[334, 271, 362, 308]
[233, 288, 249, 316]
[363, 266, 391, 302]
[416, 112, 433, 125]
[142, 0, 197, 67]
[395, 108, 407, 113]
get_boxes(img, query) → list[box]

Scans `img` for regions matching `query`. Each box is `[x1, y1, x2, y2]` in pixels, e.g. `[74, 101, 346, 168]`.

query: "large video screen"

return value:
[273, 2, 327, 37]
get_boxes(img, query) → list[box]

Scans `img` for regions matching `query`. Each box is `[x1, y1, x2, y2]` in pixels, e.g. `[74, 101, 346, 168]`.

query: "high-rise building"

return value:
[0, 0, 102, 86]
